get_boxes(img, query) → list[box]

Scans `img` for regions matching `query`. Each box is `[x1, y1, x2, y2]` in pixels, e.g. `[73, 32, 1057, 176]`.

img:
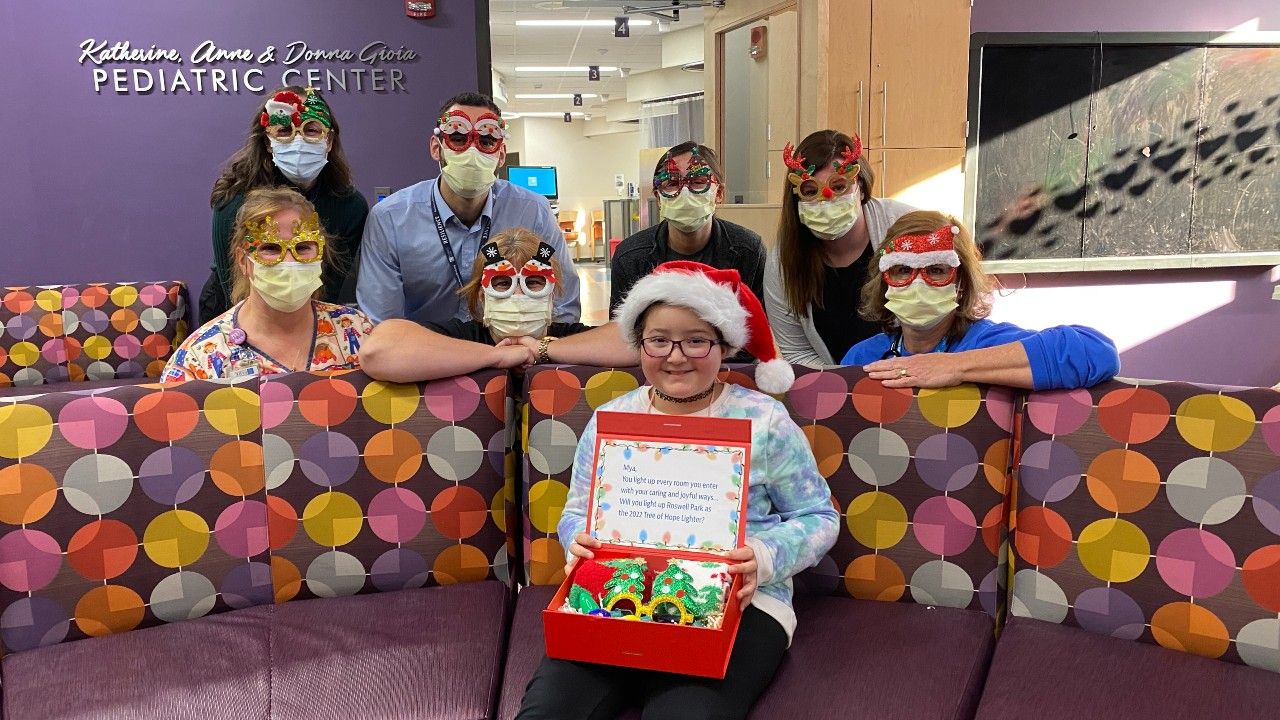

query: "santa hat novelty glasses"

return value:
[436, 110, 508, 154]
[480, 241, 557, 299]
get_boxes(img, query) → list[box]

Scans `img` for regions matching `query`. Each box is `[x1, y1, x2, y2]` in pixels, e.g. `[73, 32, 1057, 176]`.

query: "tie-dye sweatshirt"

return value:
[558, 383, 839, 642]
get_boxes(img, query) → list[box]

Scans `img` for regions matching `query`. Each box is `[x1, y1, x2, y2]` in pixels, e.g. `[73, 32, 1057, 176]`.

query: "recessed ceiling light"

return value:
[506, 111, 589, 118]
[514, 93, 601, 99]
[515, 19, 653, 27]
[516, 66, 619, 73]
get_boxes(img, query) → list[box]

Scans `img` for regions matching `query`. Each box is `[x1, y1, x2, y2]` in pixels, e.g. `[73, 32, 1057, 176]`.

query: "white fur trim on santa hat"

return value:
[615, 271, 749, 349]
[754, 359, 795, 395]
[878, 249, 960, 271]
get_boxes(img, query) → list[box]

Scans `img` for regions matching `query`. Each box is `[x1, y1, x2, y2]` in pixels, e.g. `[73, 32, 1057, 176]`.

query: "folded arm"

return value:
[359, 319, 532, 382]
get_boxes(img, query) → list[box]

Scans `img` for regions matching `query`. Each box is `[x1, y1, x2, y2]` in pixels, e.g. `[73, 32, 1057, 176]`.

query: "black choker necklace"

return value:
[653, 383, 717, 404]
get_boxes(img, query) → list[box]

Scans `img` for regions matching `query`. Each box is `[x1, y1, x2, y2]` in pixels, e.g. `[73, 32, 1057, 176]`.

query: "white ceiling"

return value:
[489, 0, 704, 114]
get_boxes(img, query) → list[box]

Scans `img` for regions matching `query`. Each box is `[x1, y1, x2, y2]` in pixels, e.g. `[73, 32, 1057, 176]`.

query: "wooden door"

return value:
[821, 0, 872, 144]
[868, 0, 970, 149]
[874, 148, 965, 217]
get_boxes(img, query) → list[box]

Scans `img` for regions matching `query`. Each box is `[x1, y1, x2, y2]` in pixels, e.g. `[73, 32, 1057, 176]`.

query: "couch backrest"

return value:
[1010, 379, 1280, 673]
[520, 364, 1016, 619]
[0, 282, 188, 388]
[0, 368, 516, 655]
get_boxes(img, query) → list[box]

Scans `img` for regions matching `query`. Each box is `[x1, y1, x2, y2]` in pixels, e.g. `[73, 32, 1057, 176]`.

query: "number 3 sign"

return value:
[405, 0, 435, 18]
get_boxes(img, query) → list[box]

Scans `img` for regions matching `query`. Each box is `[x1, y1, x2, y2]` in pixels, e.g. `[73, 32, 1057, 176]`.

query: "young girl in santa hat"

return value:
[517, 261, 839, 720]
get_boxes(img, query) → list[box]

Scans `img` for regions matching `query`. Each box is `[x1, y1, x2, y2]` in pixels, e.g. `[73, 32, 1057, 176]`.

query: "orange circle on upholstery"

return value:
[79, 286, 109, 309]
[1086, 449, 1161, 513]
[3, 290, 35, 314]
[298, 378, 359, 427]
[529, 537, 566, 585]
[484, 374, 508, 421]
[67, 364, 85, 382]
[364, 428, 424, 483]
[844, 554, 905, 601]
[528, 369, 582, 416]
[63, 338, 82, 363]
[0, 464, 59, 525]
[271, 556, 302, 602]
[851, 377, 913, 424]
[1015, 506, 1074, 567]
[110, 308, 139, 333]
[1242, 545, 1280, 613]
[430, 485, 490, 539]
[981, 503, 1006, 556]
[75, 585, 145, 637]
[145, 359, 167, 378]
[1150, 602, 1230, 659]
[210, 440, 265, 496]
[717, 370, 757, 392]
[266, 495, 298, 550]
[132, 390, 201, 442]
[142, 335, 171, 359]
[433, 544, 490, 584]
[984, 439, 1011, 494]
[1097, 388, 1170, 444]
[66, 520, 139, 581]
[38, 312, 63, 338]
[801, 424, 845, 478]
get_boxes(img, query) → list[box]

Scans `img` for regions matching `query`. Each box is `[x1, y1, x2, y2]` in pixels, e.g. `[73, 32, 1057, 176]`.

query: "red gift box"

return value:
[543, 411, 752, 679]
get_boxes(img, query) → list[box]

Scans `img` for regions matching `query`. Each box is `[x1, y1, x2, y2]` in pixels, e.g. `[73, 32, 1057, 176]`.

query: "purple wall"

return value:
[972, 0, 1280, 386]
[0, 1, 479, 307]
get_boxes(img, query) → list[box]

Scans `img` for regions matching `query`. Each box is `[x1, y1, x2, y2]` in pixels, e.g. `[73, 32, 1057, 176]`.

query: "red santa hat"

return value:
[878, 224, 961, 271]
[613, 261, 795, 394]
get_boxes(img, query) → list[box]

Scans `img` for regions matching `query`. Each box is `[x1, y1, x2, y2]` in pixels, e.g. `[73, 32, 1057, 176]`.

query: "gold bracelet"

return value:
[537, 336, 557, 364]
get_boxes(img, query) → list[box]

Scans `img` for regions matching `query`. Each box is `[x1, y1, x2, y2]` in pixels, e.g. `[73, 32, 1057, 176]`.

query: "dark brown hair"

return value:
[776, 129, 876, 315]
[858, 210, 994, 342]
[210, 86, 355, 208]
[650, 142, 726, 187]
[438, 91, 502, 119]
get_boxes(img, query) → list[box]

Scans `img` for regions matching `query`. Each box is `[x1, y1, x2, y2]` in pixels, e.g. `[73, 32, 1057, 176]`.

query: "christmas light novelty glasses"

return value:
[653, 145, 717, 198]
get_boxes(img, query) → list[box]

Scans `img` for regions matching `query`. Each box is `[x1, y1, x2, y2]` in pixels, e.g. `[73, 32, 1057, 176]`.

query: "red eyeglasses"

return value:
[435, 110, 507, 154]
[882, 264, 958, 288]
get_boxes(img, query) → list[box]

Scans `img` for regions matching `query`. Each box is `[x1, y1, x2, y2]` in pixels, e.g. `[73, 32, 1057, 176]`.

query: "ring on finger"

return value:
[898, 368, 909, 378]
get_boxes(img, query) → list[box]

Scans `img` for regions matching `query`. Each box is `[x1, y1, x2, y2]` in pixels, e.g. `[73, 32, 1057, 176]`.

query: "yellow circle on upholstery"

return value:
[360, 381, 419, 425]
[528, 479, 569, 534]
[1076, 518, 1150, 583]
[302, 491, 364, 547]
[82, 335, 113, 361]
[846, 491, 908, 549]
[204, 386, 261, 436]
[0, 404, 54, 459]
[584, 370, 641, 409]
[143, 510, 210, 568]
[917, 385, 982, 429]
[35, 289, 63, 312]
[491, 487, 507, 534]
[520, 402, 531, 453]
[1175, 394, 1255, 452]
[9, 341, 41, 367]
[110, 285, 139, 308]
[1151, 601, 1230, 659]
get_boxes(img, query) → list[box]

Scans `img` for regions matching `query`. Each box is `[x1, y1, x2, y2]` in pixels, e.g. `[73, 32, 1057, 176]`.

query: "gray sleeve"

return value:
[762, 248, 828, 369]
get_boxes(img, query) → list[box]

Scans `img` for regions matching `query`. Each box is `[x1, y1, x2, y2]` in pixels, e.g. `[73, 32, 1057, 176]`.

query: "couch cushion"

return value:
[1010, 380, 1280, 673]
[270, 581, 510, 720]
[975, 617, 1280, 719]
[61, 281, 189, 382]
[520, 365, 1013, 620]
[498, 585, 994, 720]
[260, 370, 515, 604]
[0, 286, 69, 387]
[2, 604, 273, 719]
[0, 378, 272, 655]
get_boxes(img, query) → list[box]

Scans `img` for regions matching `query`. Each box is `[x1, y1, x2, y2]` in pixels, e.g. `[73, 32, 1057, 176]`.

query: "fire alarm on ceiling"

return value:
[749, 25, 767, 60]
[405, 0, 435, 18]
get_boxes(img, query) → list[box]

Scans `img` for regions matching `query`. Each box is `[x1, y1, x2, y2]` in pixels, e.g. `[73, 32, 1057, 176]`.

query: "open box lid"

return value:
[587, 411, 752, 557]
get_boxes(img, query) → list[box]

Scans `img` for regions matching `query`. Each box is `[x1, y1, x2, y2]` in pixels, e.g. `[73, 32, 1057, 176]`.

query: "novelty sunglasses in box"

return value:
[543, 411, 752, 679]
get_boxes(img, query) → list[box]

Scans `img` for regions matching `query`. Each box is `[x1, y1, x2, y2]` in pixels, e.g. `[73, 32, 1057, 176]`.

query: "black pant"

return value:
[516, 606, 788, 720]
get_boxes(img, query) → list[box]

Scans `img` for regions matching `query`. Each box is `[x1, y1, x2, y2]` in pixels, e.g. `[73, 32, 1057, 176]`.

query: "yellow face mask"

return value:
[885, 279, 958, 329]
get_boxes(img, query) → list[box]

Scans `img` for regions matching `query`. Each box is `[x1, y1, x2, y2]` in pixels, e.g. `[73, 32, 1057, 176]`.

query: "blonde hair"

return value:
[460, 227, 565, 317]
[229, 187, 333, 303]
[858, 211, 994, 342]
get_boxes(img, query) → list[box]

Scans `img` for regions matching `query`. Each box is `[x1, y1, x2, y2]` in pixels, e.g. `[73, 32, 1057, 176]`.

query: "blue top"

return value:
[841, 318, 1120, 390]
[356, 178, 582, 325]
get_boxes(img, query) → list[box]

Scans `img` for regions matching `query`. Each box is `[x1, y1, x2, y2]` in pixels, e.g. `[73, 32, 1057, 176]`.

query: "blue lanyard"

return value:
[430, 190, 491, 289]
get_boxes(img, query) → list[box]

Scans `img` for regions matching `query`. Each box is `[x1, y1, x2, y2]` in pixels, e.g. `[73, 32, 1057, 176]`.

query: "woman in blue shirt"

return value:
[842, 211, 1119, 390]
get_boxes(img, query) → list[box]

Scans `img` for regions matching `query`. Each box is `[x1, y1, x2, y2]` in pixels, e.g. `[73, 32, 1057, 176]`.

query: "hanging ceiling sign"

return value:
[77, 39, 420, 96]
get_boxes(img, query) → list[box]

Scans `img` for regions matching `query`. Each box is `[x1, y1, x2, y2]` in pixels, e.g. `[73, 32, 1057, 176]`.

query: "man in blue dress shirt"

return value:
[357, 91, 581, 325]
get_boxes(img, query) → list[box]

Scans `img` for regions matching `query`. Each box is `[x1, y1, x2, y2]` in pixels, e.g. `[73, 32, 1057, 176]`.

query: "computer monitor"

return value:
[507, 166, 558, 200]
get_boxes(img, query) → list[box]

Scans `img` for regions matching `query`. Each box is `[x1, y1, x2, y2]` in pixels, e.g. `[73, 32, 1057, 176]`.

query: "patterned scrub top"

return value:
[161, 301, 374, 382]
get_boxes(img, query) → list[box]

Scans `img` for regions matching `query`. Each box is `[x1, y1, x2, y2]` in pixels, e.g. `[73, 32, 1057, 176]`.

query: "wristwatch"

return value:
[537, 336, 558, 364]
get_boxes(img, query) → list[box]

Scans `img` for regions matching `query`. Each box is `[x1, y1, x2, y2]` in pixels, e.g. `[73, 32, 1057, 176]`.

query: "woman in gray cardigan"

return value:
[762, 130, 913, 368]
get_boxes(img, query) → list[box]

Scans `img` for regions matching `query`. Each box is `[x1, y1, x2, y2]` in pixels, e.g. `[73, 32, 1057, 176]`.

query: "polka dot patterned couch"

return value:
[0, 368, 517, 720]
[0, 281, 189, 389]
[498, 364, 1016, 720]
